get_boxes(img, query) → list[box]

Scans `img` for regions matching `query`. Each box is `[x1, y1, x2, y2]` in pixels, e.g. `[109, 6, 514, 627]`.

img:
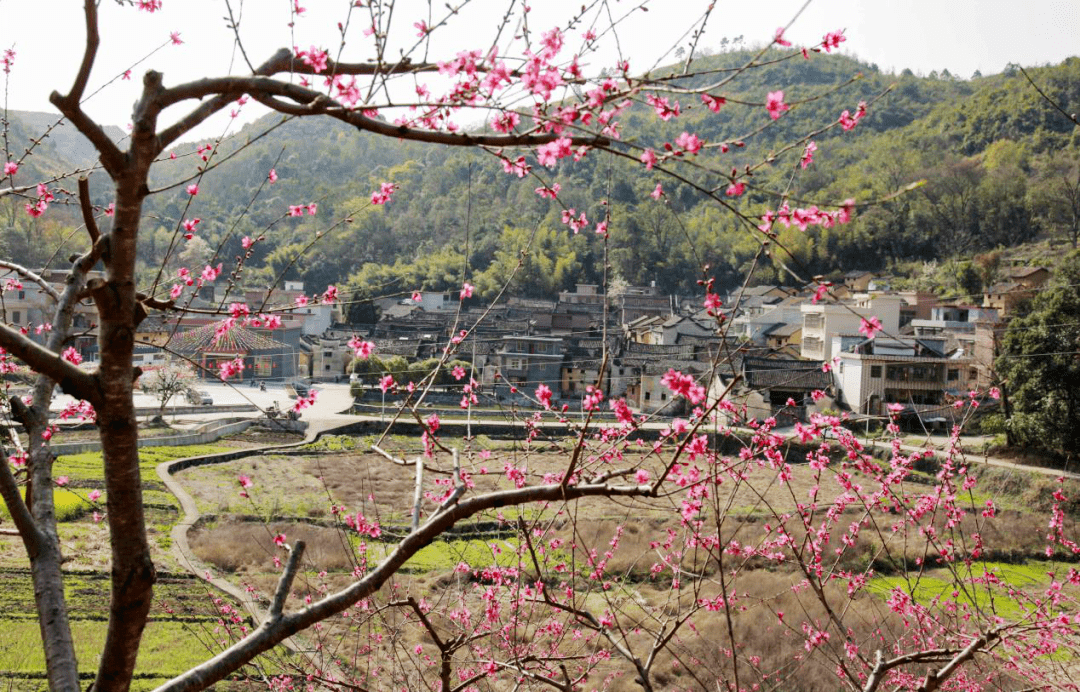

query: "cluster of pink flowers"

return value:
[858, 316, 883, 339]
[535, 137, 573, 168]
[182, 217, 200, 239]
[292, 389, 317, 412]
[765, 90, 789, 120]
[57, 399, 96, 423]
[758, 200, 856, 234]
[218, 357, 244, 381]
[822, 29, 846, 52]
[660, 369, 706, 405]
[288, 203, 318, 217]
[610, 398, 635, 426]
[460, 379, 479, 408]
[535, 384, 553, 409]
[800, 140, 817, 168]
[701, 93, 725, 112]
[674, 131, 703, 155]
[61, 347, 83, 365]
[839, 101, 867, 131]
[294, 45, 329, 73]
[535, 183, 560, 199]
[344, 512, 382, 538]
[348, 336, 374, 359]
[25, 183, 54, 218]
[646, 94, 680, 121]
[370, 182, 396, 205]
[560, 208, 588, 233]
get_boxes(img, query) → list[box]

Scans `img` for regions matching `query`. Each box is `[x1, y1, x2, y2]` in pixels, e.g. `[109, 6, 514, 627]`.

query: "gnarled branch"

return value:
[48, 0, 124, 177]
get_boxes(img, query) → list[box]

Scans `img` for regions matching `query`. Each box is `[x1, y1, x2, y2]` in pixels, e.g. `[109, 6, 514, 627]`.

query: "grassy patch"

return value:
[0, 488, 98, 523]
[392, 538, 520, 572]
[0, 569, 299, 685]
[53, 444, 232, 484]
[867, 561, 1058, 621]
[0, 620, 234, 676]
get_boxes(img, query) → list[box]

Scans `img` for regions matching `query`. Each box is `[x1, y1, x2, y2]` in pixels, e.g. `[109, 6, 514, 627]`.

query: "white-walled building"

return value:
[832, 335, 977, 415]
[801, 293, 903, 361]
[414, 291, 460, 313]
[731, 296, 804, 344]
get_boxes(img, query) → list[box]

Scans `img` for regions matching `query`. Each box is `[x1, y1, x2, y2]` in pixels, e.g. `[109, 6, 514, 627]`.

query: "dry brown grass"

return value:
[170, 438, 1080, 690]
[189, 520, 356, 574]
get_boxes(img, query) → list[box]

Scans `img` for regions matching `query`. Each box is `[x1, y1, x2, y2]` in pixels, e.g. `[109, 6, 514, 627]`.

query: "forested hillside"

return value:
[5, 51, 1079, 299]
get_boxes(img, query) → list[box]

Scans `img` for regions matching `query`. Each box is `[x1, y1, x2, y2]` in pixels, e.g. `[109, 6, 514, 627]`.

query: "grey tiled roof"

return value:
[742, 357, 831, 390]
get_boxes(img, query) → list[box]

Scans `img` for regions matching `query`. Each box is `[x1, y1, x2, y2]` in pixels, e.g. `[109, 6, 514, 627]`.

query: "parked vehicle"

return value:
[185, 389, 213, 405]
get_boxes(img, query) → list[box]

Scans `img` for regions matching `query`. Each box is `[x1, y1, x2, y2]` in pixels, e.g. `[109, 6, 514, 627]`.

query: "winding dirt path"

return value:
[154, 385, 358, 669]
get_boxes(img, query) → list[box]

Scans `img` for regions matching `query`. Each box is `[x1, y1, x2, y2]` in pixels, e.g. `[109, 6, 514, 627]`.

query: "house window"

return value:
[644, 391, 651, 401]
[804, 313, 823, 330]
[870, 365, 882, 378]
[11, 310, 20, 324]
[969, 368, 978, 380]
[947, 369, 959, 381]
[803, 336, 822, 354]
[17, 290, 25, 299]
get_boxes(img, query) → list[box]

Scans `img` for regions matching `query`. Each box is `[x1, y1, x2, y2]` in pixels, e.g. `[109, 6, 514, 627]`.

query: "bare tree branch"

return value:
[48, 0, 124, 178]
[1019, 65, 1079, 127]
[268, 541, 306, 621]
[78, 176, 101, 243]
[0, 261, 61, 302]
[0, 432, 41, 556]
[0, 324, 97, 399]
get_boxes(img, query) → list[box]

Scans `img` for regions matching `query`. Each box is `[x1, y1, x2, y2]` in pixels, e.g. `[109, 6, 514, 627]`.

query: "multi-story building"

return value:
[484, 336, 565, 401]
[832, 335, 977, 416]
[800, 293, 903, 361]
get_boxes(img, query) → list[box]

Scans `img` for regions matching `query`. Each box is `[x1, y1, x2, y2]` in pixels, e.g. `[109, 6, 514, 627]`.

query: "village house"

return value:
[1, 268, 100, 362]
[831, 335, 977, 417]
[800, 293, 903, 362]
[558, 283, 606, 307]
[483, 335, 565, 401]
[708, 354, 833, 425]
[731, 295, 804, 344]
[613, 284, 672, 324]
[982, 266, 1051, 317]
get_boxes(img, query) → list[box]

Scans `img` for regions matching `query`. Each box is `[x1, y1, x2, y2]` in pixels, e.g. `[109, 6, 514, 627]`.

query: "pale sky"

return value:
[1, 0, 1077, 140]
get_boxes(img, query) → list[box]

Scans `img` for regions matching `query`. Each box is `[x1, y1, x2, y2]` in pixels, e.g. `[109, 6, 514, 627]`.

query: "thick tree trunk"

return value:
[90, 169, 156, 692]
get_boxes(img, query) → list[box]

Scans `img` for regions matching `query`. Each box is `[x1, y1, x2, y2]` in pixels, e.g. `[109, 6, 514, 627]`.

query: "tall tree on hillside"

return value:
[997, 250, 1080, 456]
[1030, 149, 1080, 247]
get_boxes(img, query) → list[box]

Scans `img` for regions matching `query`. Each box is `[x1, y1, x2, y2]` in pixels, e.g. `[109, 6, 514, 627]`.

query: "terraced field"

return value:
[0, 441, 301, 690]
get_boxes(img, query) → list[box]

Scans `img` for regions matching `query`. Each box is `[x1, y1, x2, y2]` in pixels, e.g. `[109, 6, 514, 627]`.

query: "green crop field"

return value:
[52, 444, 232, 484]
